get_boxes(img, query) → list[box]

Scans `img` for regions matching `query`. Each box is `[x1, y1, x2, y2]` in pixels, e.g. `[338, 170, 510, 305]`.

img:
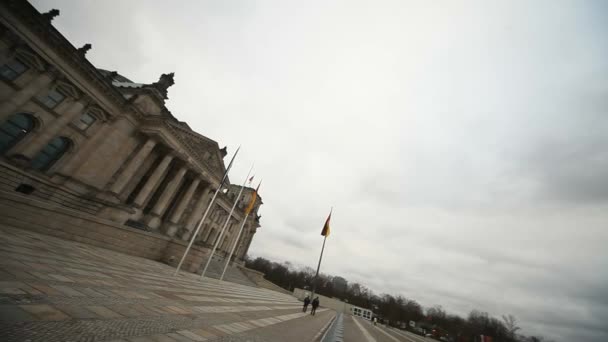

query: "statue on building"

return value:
[151, 72, 175, 99]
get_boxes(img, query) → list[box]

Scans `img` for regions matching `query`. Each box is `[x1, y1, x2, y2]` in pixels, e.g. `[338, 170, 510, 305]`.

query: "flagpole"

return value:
[220, 180, 261, 281]
[310, 235, 327, 299]
[201, 163, 254, 279]
[220, 211, 250, 280]
[173, 146, 240, 277]
[311, 207, 332, 299]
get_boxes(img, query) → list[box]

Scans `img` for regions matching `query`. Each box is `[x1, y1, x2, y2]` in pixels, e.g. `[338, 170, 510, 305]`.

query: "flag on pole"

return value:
[321, 209, 331, 237]
[219, 147, 240, 189]
[245, 181, 261, 215]
[173, 145, 239, 276]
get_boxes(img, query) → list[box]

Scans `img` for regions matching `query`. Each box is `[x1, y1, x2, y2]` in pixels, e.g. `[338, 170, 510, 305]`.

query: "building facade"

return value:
[0, 1, 261, 270]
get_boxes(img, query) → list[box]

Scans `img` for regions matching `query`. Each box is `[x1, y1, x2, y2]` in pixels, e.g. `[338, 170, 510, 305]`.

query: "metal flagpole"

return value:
[311, 235, 327, 299]
[220, 180, 261, 281]
[219, 211, 250, 280]
[201, 164, 253, 279]
[311, 207, 332, 299]
[173, 146, 240, 277]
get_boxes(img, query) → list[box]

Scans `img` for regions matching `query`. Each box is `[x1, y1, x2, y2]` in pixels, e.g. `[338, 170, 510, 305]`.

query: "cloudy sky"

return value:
[32, 1, 608, 341]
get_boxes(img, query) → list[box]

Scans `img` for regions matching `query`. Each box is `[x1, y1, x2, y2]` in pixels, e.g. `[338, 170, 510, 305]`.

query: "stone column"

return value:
[199, 223, 212, 242]
[145, 165, 187, 230]
[202, 223, 216, 242]
[16, 97, 88, 159]
[165, 177, 201, 237]
[181, 186, 213, 241]
[133, 154, 174, 208]
[109, 138, 157, 195]
[235, 233, 248, 259]
[239, 233, 254, 259]
[0, 71, 55, 121]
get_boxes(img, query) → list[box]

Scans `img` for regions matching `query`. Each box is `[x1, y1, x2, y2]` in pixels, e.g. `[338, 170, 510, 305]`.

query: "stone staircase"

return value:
[198, 257, 257, 287]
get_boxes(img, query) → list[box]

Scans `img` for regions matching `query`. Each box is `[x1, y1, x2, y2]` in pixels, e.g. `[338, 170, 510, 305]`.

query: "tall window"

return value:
[31, 136, 71, 171]
[74, 112, 97, 131]
[0, 58, 28, 81]
[36, 88, 65, 109]
[0, 113, 34, 154]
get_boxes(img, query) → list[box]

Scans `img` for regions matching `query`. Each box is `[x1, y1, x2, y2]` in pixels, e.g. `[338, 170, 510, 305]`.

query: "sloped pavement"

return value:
[0, 224, 334, 341]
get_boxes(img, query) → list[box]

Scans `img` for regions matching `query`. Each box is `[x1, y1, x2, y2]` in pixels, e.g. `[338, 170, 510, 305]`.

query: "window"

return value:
[31, 136, 71, 171]
[36, 88, 65, 109]
[74, 112, 97, 130]
[0, 113, 34, 154]
[0, 58, 28, 81]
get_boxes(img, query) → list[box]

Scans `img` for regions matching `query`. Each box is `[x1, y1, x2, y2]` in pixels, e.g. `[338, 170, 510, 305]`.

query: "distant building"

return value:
[0, 1, 261, 270]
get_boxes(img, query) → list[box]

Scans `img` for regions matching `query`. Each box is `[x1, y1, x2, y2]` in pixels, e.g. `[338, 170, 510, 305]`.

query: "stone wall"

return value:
[0, 189, 170, 260]
[0, 161, 104, 215]
[162, 240, 211, 273]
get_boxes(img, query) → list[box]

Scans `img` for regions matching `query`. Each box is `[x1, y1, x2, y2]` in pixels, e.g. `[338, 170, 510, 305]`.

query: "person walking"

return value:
[310, 297, 320, 316]
[302, 296, 310, 312]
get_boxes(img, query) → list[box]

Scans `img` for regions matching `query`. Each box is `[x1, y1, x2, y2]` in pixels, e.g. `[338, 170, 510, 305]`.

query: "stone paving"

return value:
[0, 225, 333, 341]
[343, 315, 425, 342]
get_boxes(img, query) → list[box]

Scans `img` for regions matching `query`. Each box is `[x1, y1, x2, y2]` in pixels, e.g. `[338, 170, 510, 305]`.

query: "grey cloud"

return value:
[31, 0, 608, 341]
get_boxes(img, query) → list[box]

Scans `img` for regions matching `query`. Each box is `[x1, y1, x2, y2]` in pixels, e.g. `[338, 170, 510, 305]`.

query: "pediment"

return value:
[55, 79, 80, 99]
[139, 119, 228, 183]
[164, 121, 227, 181]
[15, 47, 46, 71]
[86, 105, 108, 121]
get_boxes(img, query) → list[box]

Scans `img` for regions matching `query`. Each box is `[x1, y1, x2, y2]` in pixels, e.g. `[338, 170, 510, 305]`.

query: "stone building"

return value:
[0, 1, 261, 272]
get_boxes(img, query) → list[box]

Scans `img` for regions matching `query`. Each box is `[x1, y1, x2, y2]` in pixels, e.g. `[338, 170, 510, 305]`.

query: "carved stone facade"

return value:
[0, 1, 261, 266]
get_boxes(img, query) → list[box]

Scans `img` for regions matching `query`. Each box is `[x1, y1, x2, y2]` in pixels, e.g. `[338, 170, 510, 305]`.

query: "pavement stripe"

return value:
[374, 325, 402, 342]
[352, 316, 377, 342]
[390, 328, 427, 342]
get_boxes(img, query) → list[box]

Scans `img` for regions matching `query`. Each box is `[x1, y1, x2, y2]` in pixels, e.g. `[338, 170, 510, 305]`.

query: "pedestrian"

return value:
[373, 317, 378, 326]
[302, 295, 310, 312]
[311, 296, 320, 315]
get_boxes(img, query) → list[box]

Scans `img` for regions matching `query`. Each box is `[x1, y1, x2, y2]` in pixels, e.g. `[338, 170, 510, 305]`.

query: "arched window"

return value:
[0, 113, 35, 154]
[31, 136, 72, 171]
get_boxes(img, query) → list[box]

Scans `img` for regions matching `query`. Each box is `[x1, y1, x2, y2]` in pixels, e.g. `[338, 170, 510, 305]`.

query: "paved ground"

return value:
[343, 315, 431, 342]
[0, 225, 334, 341]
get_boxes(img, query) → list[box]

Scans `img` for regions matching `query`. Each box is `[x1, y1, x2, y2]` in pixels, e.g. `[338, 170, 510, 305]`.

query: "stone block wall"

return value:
[162, 240, 211, 273]
[0, 161, 104, 215]
[0, 189, 170, 260]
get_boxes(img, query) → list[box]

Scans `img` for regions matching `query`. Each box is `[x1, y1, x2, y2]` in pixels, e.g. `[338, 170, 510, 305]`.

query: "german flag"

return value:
[321, 209, 332, 237]
[244, 181, 261, 215]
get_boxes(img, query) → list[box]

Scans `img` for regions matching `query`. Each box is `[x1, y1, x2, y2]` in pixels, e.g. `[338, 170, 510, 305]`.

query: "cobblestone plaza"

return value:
[0, 225, 336, 341]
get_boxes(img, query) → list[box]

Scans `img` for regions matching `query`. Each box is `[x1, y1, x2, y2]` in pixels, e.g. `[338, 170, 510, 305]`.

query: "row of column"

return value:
[107, 137, 217, 239]
[185, 202, 250, 257]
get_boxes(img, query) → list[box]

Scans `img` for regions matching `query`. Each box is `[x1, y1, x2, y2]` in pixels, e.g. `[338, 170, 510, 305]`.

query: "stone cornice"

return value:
[0, 0, 127, 114]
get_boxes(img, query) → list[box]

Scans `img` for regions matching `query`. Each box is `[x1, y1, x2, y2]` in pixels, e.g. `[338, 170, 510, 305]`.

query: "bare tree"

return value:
[502, 314, 520, 338]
